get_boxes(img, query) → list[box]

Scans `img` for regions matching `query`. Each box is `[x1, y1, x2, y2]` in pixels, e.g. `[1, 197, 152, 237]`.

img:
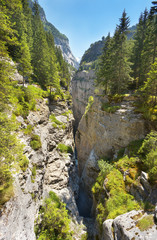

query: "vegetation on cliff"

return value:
[0, 0, 72, 209]
[92, 131, 157, 230]
[35, 191, 73, 240]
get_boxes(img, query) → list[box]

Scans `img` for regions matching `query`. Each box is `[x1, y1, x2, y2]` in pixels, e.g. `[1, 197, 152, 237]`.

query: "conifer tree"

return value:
[18, 33, 32, 86]
[141, 4, 157, 83]
[131, 9, 148, 87]
[21, 0, 33, 52]
[110, 10, 132, 94]
[96, 33, 113, 94]
[31, 1, 50, 87]
[46, 32, 60, 94]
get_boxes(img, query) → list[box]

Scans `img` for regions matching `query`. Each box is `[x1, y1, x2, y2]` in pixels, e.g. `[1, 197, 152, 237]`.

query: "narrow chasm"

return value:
[76, 183, 93, 218]
[74, 145, 96, 239]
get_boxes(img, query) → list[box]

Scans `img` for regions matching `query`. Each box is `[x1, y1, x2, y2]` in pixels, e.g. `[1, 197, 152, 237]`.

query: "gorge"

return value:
[0, 0, 157, 240]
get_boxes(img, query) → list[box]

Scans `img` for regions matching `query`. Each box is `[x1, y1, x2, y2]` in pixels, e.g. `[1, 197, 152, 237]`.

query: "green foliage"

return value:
[23, 124, 34, 135]
[101, 102, 120, 113]
[98, 160, 114, 178]
[11, 85, 46, 118]
[138, 131, 157, 181]
[31, 165, 37, 183]
[81, 233, 88, 240]
[136, 215, 154, 231]
[30, 134, 41, 150]
[50, 113, 67, 130]
[57, 143, 73, 154]
[61, 110, 72, 120]
[19, 155, 29, 172]
[84, 96, 94, 116]
[35, 191, 72, 240]
[49, 113, 62, 126]
[0, 113, 27, 208]
[114, 156, 138, 172]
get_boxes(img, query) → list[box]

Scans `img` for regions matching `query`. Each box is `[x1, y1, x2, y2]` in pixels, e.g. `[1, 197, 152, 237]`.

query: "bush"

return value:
[19, 155, 29, 172]
[11, 85, 47, 119]
[35, 191, 72, 240]
[101, 102, 120, 113]
[57, 143, 73, 154]
[30, 134, 41, 150]
[84, 96, 94, 115]
[138, 131, 157, 181]
[49, 113, 63, 126]
[31, 165, 37, 183]
[23, 124, 34, 135]
[136, 215, 154, 231]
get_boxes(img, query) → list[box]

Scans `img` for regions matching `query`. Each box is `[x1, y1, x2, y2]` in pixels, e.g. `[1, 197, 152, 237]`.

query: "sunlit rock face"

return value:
[102, 210, 157, 240]
[0, 98, 80, 240]
[72, 69, 95, 128]
[75, 95, 146, 193]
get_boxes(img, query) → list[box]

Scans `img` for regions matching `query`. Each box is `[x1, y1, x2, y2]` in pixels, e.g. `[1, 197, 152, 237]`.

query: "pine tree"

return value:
[131, 9, 148, 87]
[96, 33, 113, 94]
[31, 1, 50, 87]
[18, 33, 32, 86]
[55, 47, 70, 90]
[143, 60, 157, 104]
[141, 4, 157, 83]
[111, 10, 132, 94]
[21, 0, 33, 52]
[46, 32, 60, 94]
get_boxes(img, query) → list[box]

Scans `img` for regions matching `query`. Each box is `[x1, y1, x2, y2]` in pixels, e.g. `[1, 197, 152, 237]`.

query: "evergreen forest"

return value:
[0, 0, 71, 208]
[96, 3, 157, 121]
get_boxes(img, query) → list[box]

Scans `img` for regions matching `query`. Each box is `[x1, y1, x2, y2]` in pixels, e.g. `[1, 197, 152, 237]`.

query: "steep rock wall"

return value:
[72, 69, 95, 128]
[0, 98, 83, 240]
[75, 96, 146, 195]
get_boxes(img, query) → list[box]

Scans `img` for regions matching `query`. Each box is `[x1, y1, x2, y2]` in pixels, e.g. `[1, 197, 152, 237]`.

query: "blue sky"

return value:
[38, 0, 152, 60]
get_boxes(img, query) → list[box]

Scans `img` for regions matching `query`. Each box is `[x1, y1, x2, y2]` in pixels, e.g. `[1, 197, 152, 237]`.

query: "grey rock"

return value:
[140, 171, 151, 193]
[102, 219, 114, 240]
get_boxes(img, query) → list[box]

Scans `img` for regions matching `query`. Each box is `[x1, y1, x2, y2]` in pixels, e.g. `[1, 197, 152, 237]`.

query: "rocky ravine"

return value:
[0, 97, 86, 240]
[72, 69, 157, 240]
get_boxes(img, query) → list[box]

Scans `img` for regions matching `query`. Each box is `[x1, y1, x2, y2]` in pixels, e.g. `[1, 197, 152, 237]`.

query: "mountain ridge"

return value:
[29, 0, 79, 69]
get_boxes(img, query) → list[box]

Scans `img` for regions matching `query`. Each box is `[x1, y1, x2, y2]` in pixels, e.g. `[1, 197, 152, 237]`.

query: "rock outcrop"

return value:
[102, 210, 157, 240]
[72, 69, 95, 128]
[75, 96, 146, 194]
[0, 97, 85, 240]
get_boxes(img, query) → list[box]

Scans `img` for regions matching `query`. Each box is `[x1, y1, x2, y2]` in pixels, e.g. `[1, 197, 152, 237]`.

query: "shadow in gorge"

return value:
[76, 184, 96, 240]
[76, 184, 93, 218]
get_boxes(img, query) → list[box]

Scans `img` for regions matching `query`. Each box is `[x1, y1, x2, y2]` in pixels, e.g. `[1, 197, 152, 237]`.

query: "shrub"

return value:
[101, 102, 120, 113]
[57, 143, 73, 154]
[138, 131, 157, 181]
[11, 85, 47, 119]
[19, 155, 29, 172]
[114, 156, 138, 172]
[35, 191, 72, 240]
[84, 96, 94, 115]
[23, 124, 34, 135]
[136, 215, 154, 231]
[30, 134, 41, 150]
[49, 113, 63, 126]
[31, 165, 37, 183]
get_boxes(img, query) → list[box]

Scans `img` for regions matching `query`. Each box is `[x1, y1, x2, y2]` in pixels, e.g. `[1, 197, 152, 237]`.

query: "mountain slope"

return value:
[79, 25, 137, 69]
[29, 0, 79, 69]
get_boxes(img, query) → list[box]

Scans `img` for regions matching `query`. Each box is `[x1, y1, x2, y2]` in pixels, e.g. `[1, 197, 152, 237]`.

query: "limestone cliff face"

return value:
[72, 68, 147, 196]
[72, 69, 95, 128]
[0, 97, 83, 240]
[75, 96, 146, 195]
